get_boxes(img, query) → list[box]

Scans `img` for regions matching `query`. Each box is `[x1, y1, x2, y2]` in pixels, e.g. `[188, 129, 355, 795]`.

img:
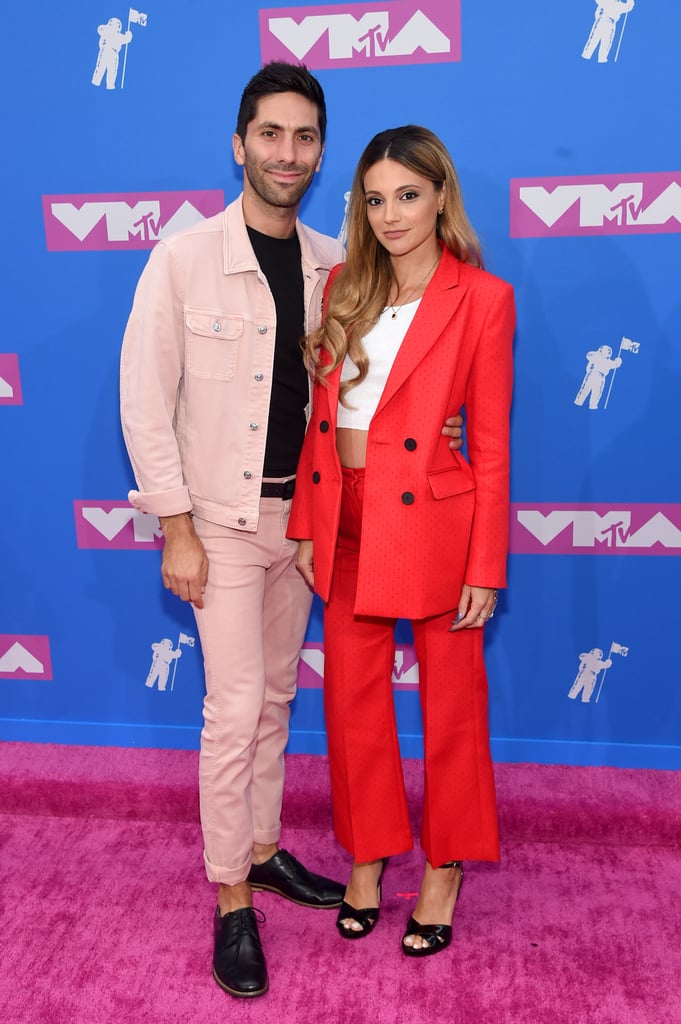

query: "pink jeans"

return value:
[192, 495, 312, 885]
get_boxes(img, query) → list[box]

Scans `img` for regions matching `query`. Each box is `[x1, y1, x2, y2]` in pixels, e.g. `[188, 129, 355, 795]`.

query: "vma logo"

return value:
[43, 190, 225, 251]
[260, 1, 461, 70]
[0, 354, 22, 405]
[510, 173, 681, 237]
[511, 505, 681, 556]
[74, 501, 163, 550]
[0, 636, 53, 680]
[297, 642, 419, 688]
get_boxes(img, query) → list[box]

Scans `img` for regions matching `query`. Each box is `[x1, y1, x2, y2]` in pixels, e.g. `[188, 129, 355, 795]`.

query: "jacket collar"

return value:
[221, 194, 328, 276]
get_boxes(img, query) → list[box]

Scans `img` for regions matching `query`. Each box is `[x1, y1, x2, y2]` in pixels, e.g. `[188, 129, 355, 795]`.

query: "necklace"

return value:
[387, 254, 440, 319]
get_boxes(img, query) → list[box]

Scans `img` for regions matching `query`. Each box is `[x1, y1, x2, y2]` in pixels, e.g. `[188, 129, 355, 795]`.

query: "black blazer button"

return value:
[312, 471, 321, 484]
[401, 491, 415, 505]
[404, 437, 417, 451]
[320, 420, 330, 433]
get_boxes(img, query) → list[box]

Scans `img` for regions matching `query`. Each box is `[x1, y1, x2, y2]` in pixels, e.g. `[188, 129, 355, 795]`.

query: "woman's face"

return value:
[362, 158, 443, 260]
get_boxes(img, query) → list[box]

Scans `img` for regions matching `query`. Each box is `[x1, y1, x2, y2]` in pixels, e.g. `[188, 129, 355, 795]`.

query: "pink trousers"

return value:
[323, 467, 500, 868]
[192, 495, 312, 885]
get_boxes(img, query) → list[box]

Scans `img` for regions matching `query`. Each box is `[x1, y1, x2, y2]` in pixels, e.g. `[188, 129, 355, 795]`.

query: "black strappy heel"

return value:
[401, 861, 464, 958]
[336, 858, 388, 940]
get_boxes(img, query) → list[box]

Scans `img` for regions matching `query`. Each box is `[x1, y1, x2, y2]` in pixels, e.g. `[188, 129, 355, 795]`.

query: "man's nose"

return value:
[276, 134, 296, 164]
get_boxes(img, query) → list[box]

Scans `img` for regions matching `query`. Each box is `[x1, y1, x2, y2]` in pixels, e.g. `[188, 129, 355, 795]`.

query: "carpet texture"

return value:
[0, 743, 679, 1024]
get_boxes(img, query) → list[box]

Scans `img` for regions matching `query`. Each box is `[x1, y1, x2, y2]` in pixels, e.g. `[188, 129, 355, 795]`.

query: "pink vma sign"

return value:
[0, 635, 53, 680]
[297, 642, 419, 688]
[510, 173, 681, 238]
[510, 504, 681, 556]
[0, 354, 22, 405]
[43, 190, 225, 251]
[74, 501, 164, 550]
[259, 1, 461, 69]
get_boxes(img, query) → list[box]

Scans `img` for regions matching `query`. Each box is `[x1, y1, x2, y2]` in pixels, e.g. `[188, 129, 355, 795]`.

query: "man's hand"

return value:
[442, 413, 464, 451]
[160, 513, 209, 608]
[295, 540, 315, 589]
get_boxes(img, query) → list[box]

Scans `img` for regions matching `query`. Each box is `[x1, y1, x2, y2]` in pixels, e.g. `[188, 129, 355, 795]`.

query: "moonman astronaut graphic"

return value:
[568, 648, 612, 703]
[582, 0, 635, 63]
[91, 18, 133, 89]
[145, 638, 181, 691]
[574, 345, 622, 409]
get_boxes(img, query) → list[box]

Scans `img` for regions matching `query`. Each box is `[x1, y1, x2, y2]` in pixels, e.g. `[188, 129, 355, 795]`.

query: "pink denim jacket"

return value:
[120, 196, 344, 531]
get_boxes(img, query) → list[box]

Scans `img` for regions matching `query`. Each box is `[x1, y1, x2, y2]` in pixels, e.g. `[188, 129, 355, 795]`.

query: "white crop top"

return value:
[337, 299, 421, 430]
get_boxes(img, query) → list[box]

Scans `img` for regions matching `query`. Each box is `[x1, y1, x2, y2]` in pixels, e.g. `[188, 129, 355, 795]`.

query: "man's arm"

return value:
[160, 513, 209, 609]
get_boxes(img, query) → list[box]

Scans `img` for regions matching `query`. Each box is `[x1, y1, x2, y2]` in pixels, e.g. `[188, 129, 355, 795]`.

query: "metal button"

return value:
[238, 517, 247, 526]
[401, 491, 415, 505]
[249, 423, 259, 431]
[404, 437, 417, 451]
[320, 420, 329, 433]
[243, 471, 252, 479]
[212, 321, 222, 333]
[254, 372, 264, 381]
[258, 325, 267, 335]
[312, 471, 321, 484]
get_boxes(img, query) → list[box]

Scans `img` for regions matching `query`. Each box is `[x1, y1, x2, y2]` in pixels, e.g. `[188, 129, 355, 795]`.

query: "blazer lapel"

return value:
[375, 249, 466, 416]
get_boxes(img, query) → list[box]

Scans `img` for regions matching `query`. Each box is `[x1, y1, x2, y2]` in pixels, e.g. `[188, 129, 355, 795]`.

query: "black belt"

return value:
[260, 478, 296, 500]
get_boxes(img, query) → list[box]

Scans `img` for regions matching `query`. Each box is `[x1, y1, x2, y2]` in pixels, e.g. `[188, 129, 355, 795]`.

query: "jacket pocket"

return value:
[185, 309, 244, 381]
[427, 464, 475, 499]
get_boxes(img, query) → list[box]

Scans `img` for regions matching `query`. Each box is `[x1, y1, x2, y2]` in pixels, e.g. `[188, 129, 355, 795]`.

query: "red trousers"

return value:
[323, 467, 500, 867]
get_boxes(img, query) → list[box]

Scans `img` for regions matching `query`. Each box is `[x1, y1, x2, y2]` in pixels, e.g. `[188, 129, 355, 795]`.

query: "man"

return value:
[121, 62, 462, 999]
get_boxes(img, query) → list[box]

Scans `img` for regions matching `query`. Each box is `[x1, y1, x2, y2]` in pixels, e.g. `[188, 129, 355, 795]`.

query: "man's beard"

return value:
[243, 155, 315, 209]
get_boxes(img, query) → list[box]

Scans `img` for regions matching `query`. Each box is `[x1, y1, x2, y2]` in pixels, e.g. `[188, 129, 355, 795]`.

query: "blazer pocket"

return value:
[185, 308, 244, 381]
[427, 464, 475, 499]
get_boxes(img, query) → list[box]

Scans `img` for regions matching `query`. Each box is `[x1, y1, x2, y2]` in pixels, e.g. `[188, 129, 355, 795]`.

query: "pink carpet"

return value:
[1, 743, 679, 1024]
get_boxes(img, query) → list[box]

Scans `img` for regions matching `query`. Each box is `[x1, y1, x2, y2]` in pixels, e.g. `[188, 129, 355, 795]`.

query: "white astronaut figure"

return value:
[91, 18, 133, 90]
[568, 649, 612, 702]
[574, 345, 622, 409]
[582, 0, 635, 63]
[145, 638, 182, 691]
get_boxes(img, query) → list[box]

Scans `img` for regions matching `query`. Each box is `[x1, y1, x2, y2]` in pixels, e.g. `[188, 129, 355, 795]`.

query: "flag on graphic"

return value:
[620, 337, 640, 354]
[178, 632, 195, 647]
[611, 642, 629, 657]
[129, 9, 148, 26]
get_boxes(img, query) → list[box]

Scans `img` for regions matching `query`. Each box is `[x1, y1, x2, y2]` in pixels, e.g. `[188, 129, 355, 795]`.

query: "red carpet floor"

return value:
[0, 743, 679, 1024]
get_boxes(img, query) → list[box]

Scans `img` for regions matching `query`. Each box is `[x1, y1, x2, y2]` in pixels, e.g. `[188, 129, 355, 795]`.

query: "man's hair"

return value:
[235, 62, 327, 143]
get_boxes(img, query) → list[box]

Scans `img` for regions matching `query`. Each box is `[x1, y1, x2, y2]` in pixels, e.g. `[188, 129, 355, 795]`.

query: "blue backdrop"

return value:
[2, 0, 680, 768]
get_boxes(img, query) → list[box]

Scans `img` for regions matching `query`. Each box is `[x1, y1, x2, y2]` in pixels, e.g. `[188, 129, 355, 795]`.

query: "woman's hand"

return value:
[449, 584, 498, 630]
[296, 540, 315, 589]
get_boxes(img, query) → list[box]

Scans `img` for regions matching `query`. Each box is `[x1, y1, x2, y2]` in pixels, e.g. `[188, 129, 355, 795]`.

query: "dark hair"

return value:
[235, 62, 327, 143]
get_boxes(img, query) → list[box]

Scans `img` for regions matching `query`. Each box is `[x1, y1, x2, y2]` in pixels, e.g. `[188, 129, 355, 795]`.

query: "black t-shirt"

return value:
[247, 226, 308, 477]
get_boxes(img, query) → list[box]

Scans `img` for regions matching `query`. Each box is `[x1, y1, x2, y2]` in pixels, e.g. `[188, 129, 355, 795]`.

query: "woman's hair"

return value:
[306, 125, 482, 402]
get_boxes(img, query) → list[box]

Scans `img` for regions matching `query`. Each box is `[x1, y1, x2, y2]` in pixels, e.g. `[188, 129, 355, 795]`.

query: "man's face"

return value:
[233, 92, 324, 212]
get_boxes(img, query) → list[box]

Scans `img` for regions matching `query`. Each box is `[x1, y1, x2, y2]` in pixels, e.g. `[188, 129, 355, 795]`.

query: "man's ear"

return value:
[233, 133, 245, 167]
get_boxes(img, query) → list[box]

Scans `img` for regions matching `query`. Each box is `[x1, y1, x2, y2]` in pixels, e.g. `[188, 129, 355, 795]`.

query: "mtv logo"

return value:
[510, 504, 681, 555]
[43, 190, 225, 251]
[510, 173, 681, 238]
[0, 635, 53, 680]
[260, 1, 461, 70]
[74, 501, 164, 550]
[392, 645, 419, 689]
[0, 354, 22, 405]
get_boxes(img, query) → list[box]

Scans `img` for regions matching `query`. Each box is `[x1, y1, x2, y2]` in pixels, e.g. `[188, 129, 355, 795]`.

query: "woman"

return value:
[287, 126, 514, 957]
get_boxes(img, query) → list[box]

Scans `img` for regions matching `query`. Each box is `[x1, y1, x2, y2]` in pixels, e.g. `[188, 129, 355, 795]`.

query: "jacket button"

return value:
[212, 321, 222, 333]
[238, 517, 247, 526]
[254, 372, 264, 381]
[401, 491, 415, 505]
[319, 420, 329, 433]
[249, 422, 259, 431]
[243, 471, 252, 479]
[258, 325, 267, 335]
[312, 471, 321, 484]
[404, 437, 417, 451]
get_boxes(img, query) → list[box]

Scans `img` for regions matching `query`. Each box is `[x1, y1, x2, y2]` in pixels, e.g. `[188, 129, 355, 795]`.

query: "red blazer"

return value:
[287, 246, 515, 620]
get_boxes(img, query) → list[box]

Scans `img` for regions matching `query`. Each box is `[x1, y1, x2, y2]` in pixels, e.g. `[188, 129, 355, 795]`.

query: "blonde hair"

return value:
[306, 125, 482, 403]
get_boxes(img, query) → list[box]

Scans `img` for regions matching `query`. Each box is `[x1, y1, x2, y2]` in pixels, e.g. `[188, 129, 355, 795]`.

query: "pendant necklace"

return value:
[388, 254, 440, 320]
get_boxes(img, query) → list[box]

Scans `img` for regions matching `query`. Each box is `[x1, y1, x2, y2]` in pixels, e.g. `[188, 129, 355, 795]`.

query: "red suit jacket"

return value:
[287, 246, 515, 620]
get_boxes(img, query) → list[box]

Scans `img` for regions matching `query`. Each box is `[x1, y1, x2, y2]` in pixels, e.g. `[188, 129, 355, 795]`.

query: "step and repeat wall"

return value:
[2, 1, 680, 767]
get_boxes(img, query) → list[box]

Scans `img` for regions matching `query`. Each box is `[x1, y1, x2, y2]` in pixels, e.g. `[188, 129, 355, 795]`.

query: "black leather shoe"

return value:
[212, 907, 268, 998]
[248, 849, 344, 908]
